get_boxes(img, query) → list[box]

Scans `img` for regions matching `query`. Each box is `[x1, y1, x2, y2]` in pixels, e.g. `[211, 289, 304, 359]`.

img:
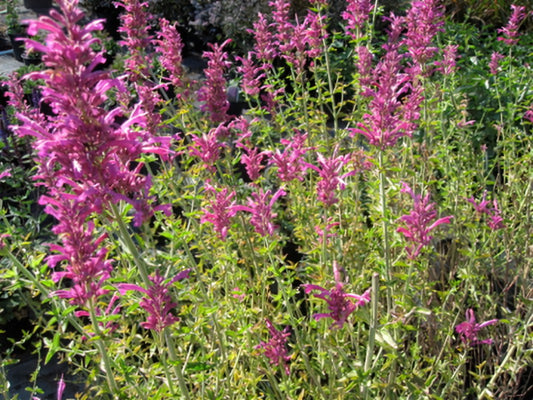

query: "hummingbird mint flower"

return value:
[155, 18, 186, 95]
[342, 0, 374, 40]
[267, 131, 309, 182]
[455, 309, 498, 346]
[118, 269, 191, 332]
[232, 188, 286, 237]
[302, 262, 371, 329]
[197, 39, 232, 124]
[255, 319, 291, 375]
[200, 183, 237, 240]
[305, 149, 356, 207]
[116, 0, 154, 81]
[467, 191, 505, 230]
[397, 183, 453, 259]
[497, 5, 529, 46]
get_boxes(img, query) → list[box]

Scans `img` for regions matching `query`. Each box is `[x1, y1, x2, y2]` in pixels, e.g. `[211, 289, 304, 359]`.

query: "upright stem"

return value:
[109, 202, 151, 287]
[164, 328, 191, 400]
[88, 299, 119, 396]
[378, 151, 393, 312]
[363, 273, 379, 400]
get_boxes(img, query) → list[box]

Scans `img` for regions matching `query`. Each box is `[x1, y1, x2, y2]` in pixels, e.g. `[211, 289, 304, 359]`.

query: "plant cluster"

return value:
[0, 0, 532, 399]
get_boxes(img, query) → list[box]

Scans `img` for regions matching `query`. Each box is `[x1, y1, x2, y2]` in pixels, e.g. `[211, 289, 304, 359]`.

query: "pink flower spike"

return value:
[197, 39, 232, 124]
[117, 269, 190, 332]
[397, 182, 453, 259]
[200, 184, 237, 240]
[255, 319, 291, 375]
[302, 262, 371, 329]
[232, 188, 286, 237]
[455, 309, 498, 346]
[497, 5, 529, 46]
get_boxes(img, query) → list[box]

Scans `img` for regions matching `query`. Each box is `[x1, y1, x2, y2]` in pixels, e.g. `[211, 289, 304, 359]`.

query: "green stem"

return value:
[88, 299, 119, 396]
[109, 202, 151, 287]
[164, 328, 191, 400]
[378, 151, 393, 312]
[363, 273, 379, 400]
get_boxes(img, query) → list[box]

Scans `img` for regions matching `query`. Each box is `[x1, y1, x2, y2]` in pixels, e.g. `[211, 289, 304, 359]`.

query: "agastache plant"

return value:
[232, 187, 286, 237]
[350, 17, 423, 149]
[402, 0, 444, 77]
[466, 191, 505, 230]
[342, 0, 374, 40]
[155, 18, 186, 96]
[197, 39, 232, 124]
[118, 269, 191, 332]
[255, 319, 291, 375]
[497, 5, 529, 46]
[397, 182, 453, 259]
[455, 309, 498, 346]
[115, 0, 154, 80]
[200, 183, 237, 240]
[302, 262, 371, 329]
[305, 149, 356, 207]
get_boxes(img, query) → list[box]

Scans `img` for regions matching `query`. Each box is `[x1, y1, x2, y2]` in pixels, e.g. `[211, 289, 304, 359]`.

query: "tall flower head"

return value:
[466, 191, 505, 230]
[305, 149, 356, 207]
[200, 183, 237, 240]
[435, 44, 460, 75]
[397, 183, 453, 259]
[232, 188, 286, 237]
[302, 262, 371, 329]
[197, 39, 232, 124]
[189, 128, 226, 172]
[402, 0, 444, 76]
[255, 319, 291, 375]
[342, 0, 374, 40]
[118, 269, 191, 332]
[350, 46, 422, 149]
[455, 309, 498, 346]
[267, 131, 309, 182]
[155, 18, 186, 94]
[17, 0, 171, 225]
[498, 5, 529, 46]
[46, 197, 113, 306]
[115, 0, 154, 80]
[489, 51, 505, 75]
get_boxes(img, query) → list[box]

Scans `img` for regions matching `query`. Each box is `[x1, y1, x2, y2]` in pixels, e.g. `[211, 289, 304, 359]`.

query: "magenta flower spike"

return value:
[45, 197, 113, 306]
[305, 150, 355, 207]
[498, 5, 529, 46]
[118, 269, 191, 332]
[197, 39, 232, 124]
[489, 51, 505, 75]
[267, 131, 309, 182]
[342, 0, 374, 40]
[200, 183, 238, 240]
[189, 128, 226, 172]
[236, 54, 266, 97]
[350, 24, 423, 149]
[249, 13, 278, 63]
[435, 44, 460, 75]
[455, 309, 498, 346]
[232, 188, 286, 237]
[467, 191, 505, 230]
[397, 183, 453, 259]
[403, 0, 444, 77]
[155, 18, 186, 93]
[15, 0, 172, 226]
[115, 0, 154, 80]
[302, 262, 371, 329]
[255, 319, 291, 375]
